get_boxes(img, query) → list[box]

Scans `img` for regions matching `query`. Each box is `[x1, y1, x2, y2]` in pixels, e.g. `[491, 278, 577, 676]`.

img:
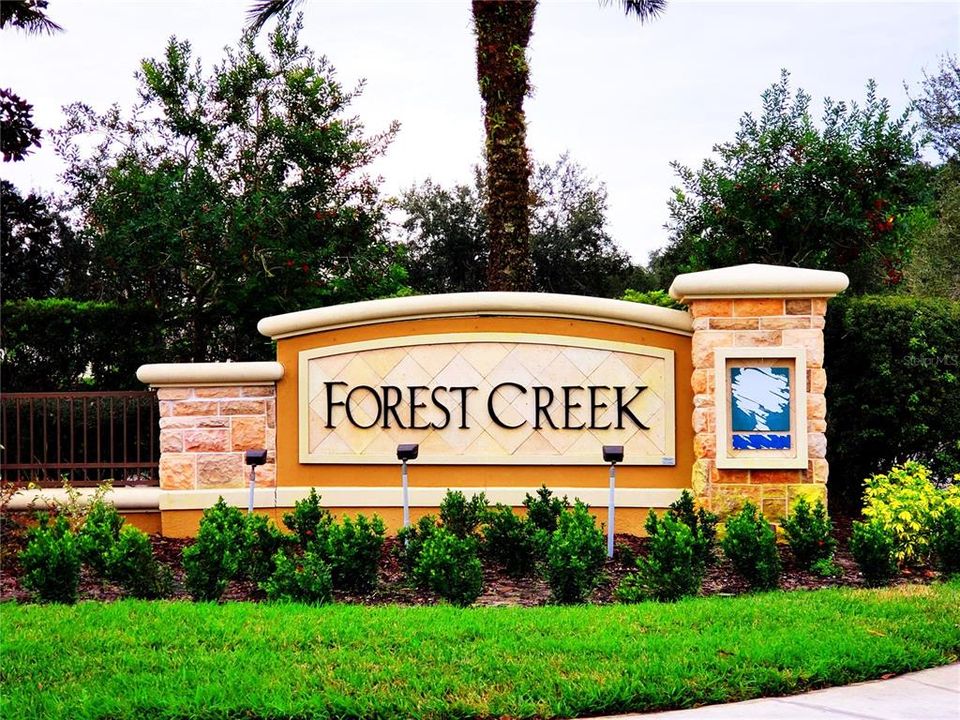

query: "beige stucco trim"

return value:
[158, 486, 685, 511]
[298, 333, 676, 466]
[137, 362, 284, 387]
[7, 486, 161, 512]
[669, 264, 849, 302]
[258, 292, 693, 339]
[714, 347, 809, 470]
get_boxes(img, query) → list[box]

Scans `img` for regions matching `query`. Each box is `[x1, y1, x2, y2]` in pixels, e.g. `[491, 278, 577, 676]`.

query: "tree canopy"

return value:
[656, 71, 930, 294]
[51, 14, 408, 361]
[399, 155, 639, 298]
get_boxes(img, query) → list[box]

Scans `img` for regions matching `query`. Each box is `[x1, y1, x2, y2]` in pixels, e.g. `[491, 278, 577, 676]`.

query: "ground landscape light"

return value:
[244, 449, 268, 466]
[396, 444, 419, 461]
[244, 449, 268, 513]
[397, 443, 419, 528]
[603, 445, 624, 558]
[602, 445, 624, 464]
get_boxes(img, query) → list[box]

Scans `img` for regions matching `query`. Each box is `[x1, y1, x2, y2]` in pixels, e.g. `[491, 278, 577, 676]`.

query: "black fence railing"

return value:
[0, 391, 160, 486]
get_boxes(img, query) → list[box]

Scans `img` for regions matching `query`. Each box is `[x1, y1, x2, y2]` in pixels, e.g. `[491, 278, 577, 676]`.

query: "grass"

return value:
[2, 582, 959, 720]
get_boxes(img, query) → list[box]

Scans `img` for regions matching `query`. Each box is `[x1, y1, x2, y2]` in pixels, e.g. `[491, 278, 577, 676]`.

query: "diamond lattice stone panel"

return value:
[300, 335, 675, 465]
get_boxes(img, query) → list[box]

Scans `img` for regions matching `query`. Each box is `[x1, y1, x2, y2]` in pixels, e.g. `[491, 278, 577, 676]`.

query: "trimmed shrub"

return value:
[616, 511, 702, 603]
[325, 514, 386, 593]
[396, 514, 440, 572]
[810, 557, 844, 579]
[19, 514, 81, 604]
[825, 295, 960, 511]
[262, 549, 333, 605]
[105, 526, 171, 599]
[483, 504, 538, 577]
[523, 485, 568, 534]
[850, 519, 898, 587]
[439, 490, 488, 539]
[545, 501, 606, 604]
[0, 298, 163, 391]
[412, 528, 483, 607]
[667, 490, 718, 566]
[76, 500, 124, 576]
[781, 497, 836, 570]
[932, 503, 960, 577]
[182, 498, 246, 601]
[860, 461, 956, 565]
[282, 488, 333, 549]
[242, 513, 289, 584]
[721, 502, 780, 591]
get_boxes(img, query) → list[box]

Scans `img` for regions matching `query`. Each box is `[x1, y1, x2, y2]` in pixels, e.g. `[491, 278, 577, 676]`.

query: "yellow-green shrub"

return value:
[861, 462, 960, 565]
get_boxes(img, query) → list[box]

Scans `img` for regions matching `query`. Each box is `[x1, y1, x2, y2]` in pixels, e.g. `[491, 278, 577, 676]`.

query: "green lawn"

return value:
[3, 582, 959, 720]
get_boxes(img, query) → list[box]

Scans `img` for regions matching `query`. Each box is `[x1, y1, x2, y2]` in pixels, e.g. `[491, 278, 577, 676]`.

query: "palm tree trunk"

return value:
[473, 0, 536, 292]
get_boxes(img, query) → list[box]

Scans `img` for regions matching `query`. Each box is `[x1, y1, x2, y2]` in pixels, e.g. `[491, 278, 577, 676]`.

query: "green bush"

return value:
[616, 511, 702, 603]
[396, 514, 441, 572]
[261, 549, 333, 605]
[932, 503, 960, 576]
[544, 502, 607, 604]
[19, 514, 81, 604]
[861, 462, 959, 565]
[523, 485, 568, 534]
[76, 500, 124, 576]
[324, 514, 385, 593]
[439, 490, 488, 539]
[105, 526, 171, 599]
[850, 520, 898, 587]
[621, 288, 685, 310]
[721, 502, 780, 591]
[182, 498, 246, 601]
[0, 298, 163, 391]
[412, 528, 483, 606]
[825, 295, 960, 511]
[781, 497, 836, 570]
[810, 557, 844, 579]
[667, 490, 718, 566]
[283, 489, 333, 549]
[482, 504, 538, 577]
[241, 513, 289, 584]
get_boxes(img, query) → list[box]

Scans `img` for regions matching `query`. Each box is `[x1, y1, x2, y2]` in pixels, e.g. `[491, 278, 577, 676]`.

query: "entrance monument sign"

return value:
[134, 264, 848, 536]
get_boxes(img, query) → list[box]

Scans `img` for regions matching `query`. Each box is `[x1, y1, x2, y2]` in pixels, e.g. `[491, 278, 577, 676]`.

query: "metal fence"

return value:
[0, 391, 160, 486]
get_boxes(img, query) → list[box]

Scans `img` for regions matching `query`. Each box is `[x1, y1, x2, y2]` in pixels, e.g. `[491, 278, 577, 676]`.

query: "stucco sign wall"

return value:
[299, 334, 675, 465]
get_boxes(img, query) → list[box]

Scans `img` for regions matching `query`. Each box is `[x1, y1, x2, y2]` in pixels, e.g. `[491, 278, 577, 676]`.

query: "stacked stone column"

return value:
[136, 363, 283, 491]
[669, 265, 848, 520]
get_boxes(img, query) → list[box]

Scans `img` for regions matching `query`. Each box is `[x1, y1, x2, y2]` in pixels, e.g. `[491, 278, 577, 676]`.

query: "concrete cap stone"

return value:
[137, 362, 284, 387]
[669, 264, 850, 302]
[257, 292, 693, 339]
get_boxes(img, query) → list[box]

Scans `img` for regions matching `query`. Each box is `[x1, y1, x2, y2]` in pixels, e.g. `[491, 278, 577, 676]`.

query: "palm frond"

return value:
[0, 1, 63, 35]
[601, 0, 668, 24]
[246, 0, 304, 34]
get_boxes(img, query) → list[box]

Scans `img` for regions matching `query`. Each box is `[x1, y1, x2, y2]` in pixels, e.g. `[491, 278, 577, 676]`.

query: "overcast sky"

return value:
[2, 0, 957, 263]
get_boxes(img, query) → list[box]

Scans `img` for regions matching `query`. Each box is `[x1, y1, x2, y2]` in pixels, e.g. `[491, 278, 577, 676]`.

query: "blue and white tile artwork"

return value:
[732, 433, 791, 450]
[730, 366, 791, 450]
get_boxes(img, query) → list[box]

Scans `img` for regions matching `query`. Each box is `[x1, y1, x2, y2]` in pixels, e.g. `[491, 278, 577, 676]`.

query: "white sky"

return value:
[2, 0, 957, 263]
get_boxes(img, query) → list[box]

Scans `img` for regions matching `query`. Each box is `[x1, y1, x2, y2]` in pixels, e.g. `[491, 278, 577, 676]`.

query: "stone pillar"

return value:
[136, 363, 284, 491]
[669, 264, 848, 520]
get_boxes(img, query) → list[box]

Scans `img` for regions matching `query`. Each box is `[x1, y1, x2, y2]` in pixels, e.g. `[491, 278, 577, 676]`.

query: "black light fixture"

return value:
[602, 445, 624, 558]
[602, 445, 624, 464]
[397, 443, 419, 528]
[244, 449, 268, 513]
[396, 444, 419, 461]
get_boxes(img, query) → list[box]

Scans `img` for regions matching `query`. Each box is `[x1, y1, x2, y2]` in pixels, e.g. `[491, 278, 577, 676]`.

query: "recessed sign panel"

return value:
[714, 347, 808, 470]
[298, 333, 675, 465]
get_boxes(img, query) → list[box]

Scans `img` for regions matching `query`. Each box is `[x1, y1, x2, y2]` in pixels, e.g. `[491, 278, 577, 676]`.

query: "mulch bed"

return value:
[0, 514, 940, 606]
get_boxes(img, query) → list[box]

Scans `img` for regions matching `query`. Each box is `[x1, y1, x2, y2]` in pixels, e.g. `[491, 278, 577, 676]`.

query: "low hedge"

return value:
[825, 294, 960, 511]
